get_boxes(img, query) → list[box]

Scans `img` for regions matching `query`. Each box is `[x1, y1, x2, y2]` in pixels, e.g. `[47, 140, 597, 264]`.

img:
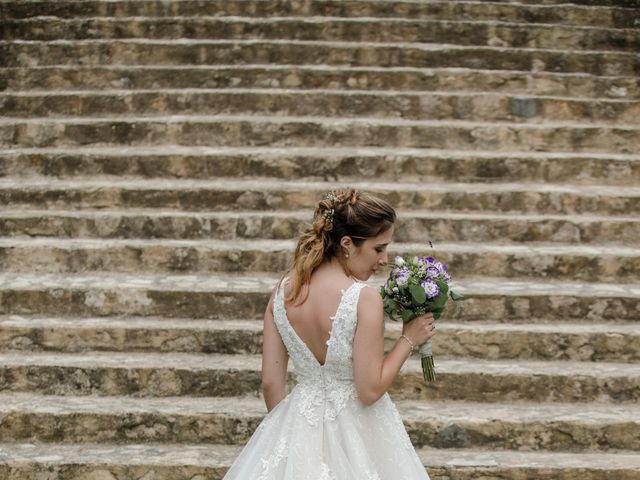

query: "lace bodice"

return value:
[272, 276, 369, 425]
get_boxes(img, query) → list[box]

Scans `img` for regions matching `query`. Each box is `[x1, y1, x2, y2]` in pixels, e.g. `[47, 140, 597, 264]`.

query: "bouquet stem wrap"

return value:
[419, 341, 436, 382]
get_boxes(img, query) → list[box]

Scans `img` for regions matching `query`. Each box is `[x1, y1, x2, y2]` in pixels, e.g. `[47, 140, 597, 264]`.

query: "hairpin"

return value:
[322, 207, 335, 224]
[322, 191, 338, 224]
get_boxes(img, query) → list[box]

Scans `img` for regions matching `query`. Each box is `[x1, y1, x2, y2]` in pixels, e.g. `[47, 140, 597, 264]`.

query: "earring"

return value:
[345, 253, 350, 258]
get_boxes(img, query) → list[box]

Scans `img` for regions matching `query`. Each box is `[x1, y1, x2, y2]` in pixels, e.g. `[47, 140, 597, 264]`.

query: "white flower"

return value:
[394, 256, 405, 267]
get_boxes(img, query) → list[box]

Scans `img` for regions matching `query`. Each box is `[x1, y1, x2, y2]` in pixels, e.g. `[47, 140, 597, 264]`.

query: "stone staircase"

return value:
[1, 0, 639, 478]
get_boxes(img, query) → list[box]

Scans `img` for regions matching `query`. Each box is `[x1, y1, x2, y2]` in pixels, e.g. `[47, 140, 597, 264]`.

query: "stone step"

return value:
[3, 40, 638, 76]
[4, 17, 638, 52]
[3, 89, 639, 124]
[0, 392, 638, 450]
[2, 115, 639, 153]
[0, 443, 638, 480]
[0, 271, 638, 322]
[513, 0, 639, 6]
[3, 177, 639, 216]
[1, 237, 638, 283]
[3, 66, 637, 99]
[1, 208, 638, 245]
[2, 0, 637, 28]
[3, 147, 639, 186]
[0, 314, 637, 362]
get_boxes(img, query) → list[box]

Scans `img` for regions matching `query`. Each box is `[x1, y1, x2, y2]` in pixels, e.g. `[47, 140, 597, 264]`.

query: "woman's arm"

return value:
[261, 283, 289, 412]
[352, 286, 435, 406]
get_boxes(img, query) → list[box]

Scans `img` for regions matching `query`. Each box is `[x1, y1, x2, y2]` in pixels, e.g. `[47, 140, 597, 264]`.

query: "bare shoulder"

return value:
[359, 284, 382, 303]
[356, 285, 384, 324]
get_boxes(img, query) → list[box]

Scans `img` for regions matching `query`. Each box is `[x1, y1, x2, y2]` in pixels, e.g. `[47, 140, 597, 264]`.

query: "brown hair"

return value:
[282, 188, 396, 305]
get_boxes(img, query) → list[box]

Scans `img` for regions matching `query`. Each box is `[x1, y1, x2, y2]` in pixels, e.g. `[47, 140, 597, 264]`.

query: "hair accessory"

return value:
[322, 191, 338, 225]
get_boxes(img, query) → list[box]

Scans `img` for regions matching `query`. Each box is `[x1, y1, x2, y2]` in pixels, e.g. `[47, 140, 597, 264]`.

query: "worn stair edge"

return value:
[2, 66, 638, 98]
[2, 114, 639, 154]
[0, 442, 638, 480]
[0, 208, 638, 247]
[2, 89, 639, 124]
[1, 0, 638, 27]
[2, 146, 639, 186]
[3, 17, 638, 52]
[2, 177, 638, 216]
[0, 237, 638, 283]
[0, 350, 637, 403]
[2, 40, 638, 77]
[0, 271, 637, 299]
[0, 392, 638, 449]
[0, 314, 637, 362]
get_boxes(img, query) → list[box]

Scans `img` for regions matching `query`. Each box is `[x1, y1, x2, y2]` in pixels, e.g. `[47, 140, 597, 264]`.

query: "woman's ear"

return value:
[340, 235, 353, 256]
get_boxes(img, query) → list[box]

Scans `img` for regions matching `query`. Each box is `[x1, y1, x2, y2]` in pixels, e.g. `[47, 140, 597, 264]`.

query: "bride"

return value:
[223, 188, 437, 479]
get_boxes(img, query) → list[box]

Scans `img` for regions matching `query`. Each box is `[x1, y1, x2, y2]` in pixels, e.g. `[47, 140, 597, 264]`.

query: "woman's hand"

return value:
[402, 312, 436, 346]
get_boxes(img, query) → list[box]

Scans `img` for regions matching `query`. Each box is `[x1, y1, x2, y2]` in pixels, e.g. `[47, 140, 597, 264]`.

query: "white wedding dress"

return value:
[223, 276, 430, 480]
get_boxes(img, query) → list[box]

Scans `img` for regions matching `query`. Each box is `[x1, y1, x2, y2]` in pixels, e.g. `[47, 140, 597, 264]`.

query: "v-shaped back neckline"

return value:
[278, 276, 360, 368]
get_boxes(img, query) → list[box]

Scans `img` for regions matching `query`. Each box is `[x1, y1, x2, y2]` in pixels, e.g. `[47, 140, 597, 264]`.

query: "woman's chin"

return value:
[361, 271, 377, 281]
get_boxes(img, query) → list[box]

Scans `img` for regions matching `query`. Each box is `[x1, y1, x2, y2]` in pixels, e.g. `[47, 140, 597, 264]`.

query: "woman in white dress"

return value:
[223, 188, 437, 479]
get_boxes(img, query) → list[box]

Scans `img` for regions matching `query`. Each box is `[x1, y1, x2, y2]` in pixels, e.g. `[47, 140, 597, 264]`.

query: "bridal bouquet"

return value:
[379, 254, 464, 383]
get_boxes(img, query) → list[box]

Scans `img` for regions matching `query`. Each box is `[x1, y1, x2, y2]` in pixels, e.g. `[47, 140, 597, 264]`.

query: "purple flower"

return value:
[421, 279, 440, 299]
[395, 267, 410, 286]
[425, 266, 440, 279]
[418, 257, 436, 266]
[435, 261, 451, 282]
[434, 261, 447, 273]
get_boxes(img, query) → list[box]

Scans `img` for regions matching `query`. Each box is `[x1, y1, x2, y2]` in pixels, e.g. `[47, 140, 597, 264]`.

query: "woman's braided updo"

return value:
[283, 188, 396, 305]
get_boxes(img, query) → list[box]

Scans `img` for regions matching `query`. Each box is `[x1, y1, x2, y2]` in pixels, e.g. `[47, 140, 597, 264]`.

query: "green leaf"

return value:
[386, 298, 399, 311]
[432, 293, 448, 310]
[401, 309, 414, 322]
[435, 279, 449, 295]
[409, 284, 427, 305]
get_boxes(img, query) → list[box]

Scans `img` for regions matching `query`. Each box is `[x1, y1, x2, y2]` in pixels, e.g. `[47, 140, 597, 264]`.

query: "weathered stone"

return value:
[0, 272, 639, 321]
[2, 147, 638, 185]
[3, 116, 640, 153]
[0, 442, 639, 480]
[2, 66, 638, 98]
[0, 238, 638, 284]
[0, 393, 638, 451]
[2, 0, 638, 28]
[1, 0, 639, 476]
[3, 18, 638, 52]
[0, 350, 637, 402]
[0, 210, 637, 245]
[3, 40, 639, 76]
[3, 315, 637, 361]
[2, 90, 639, 123]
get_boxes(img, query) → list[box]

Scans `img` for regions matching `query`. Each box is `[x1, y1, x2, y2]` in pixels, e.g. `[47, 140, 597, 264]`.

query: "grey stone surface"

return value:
[2, 66, 638, 98]
[2, 89, 639, 123]
[1, 146, 640, 185]
[2, 208, 638, 244]
[2, 177, 639, 215]
[3, 17, 638, 52]
[1, 0, 638, 476]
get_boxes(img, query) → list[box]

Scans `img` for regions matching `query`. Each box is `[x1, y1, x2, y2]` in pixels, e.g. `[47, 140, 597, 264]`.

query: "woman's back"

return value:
[281, 268, 357, 366]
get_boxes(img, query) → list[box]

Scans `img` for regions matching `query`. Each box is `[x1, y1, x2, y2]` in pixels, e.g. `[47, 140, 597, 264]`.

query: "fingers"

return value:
[402, 313, 438, 344]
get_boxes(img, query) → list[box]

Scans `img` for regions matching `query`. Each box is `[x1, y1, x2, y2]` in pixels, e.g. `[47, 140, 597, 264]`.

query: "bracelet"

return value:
[399, 334, 415, 355]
